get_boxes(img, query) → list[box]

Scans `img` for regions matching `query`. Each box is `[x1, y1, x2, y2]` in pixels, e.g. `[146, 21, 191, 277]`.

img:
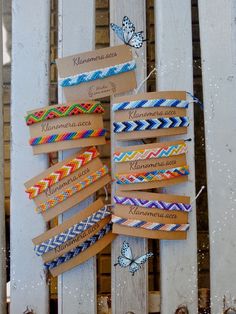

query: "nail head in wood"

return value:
[224, 308, 236, 314]
[175, 305, 189, 314]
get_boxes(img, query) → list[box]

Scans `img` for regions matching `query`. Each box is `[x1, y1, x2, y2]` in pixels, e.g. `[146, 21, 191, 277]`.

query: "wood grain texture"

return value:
[10, 0, 50, 313]
[198, 1, 236, 312]
[155, 1, 198, 313]
[57, 1, 97, 313]
[110, 1, 149, 313]
[0, 0, 6, 313]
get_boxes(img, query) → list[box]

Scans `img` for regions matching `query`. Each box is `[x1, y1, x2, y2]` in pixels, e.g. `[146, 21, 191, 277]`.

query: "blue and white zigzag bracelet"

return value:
[59, 60, 136, 87]
[34, 206, 110, 256]
[113, 116, 189, 133]
[113, 195, 192, 212]
[112, 98, 189, 111]
[44, 223, 112, 270]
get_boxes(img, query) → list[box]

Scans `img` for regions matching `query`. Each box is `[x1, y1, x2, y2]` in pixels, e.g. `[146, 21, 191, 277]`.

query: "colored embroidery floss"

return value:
[113, 143, 187, 163]
[25, 102, 104, 125]
[115, 166, 189, 185]
[113, 195, 192, 212]
[36, 165, 109, 213]
[29, 128, 107, 146]
[112, 215, 190, 231]
[35, 206, 111, 256]
[59, 60, 136, 87]
[26, 147, 99, 199]
[112, 98, 189, 111]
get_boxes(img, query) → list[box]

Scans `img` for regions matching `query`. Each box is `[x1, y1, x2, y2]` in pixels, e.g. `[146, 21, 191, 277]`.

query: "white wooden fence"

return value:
[7, 0, 236, 313]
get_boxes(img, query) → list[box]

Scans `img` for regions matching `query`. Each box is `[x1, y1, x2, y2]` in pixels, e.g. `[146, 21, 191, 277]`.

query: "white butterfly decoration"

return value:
[110, 16, 146, 49]
[114, 241, 153, 275]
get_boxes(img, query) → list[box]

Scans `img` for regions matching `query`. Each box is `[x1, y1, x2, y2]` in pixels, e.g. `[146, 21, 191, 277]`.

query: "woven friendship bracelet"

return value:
[113, 117, 189, 133]
[115, 166, 189, 185]
[44, 223, 112, 270]
[29, 128, 107, 146]
[112, 98, 189, 111]
[26, 147, 98, 199]
[112, 215, 190, 231]
[35, 206, 111, 256]
[25, 103, 104, 126]
[36, 165, 109, 213]
[113, 143, 187, 163]
[114, 195, 192, 212]
[59, 60, 136, 87]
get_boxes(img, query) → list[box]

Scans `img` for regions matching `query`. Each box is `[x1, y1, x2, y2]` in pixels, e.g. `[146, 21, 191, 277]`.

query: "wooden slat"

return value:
[57, 1, 97, 313]
[110, 1, 149, 313]
[154, 1, 198, 313]
[198, 1, 236, 312]
[0, 1, 6, 313]
[10, 0, 50, 312]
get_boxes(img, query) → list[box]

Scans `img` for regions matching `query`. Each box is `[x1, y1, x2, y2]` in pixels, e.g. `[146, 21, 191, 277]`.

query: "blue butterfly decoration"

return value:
[114, 241, 153, 275]
[110, 16, 146, 49]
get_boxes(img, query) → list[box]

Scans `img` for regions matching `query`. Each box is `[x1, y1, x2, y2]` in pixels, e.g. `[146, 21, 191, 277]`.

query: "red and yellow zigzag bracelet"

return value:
[115, 166, 189, 185]
[36, 165, 109, 213]
[29, 128, 107, 146]
[25, 147, 99, 199]
[25, 102, 104, 125]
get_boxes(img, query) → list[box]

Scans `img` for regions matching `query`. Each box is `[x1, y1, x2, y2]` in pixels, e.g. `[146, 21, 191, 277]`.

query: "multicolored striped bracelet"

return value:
[26, 147, 98, 199]
[36, 165, 109, 213]
[112, 98, 189, 111]
[44, 223, 112, 270]
[29, 128, 107, 146]
[113, 195, 192, 212]
[112, 215, 190, 231]
[115, 166, 189, 185]
[113, 117, 189, 133]
[59, 60, 136, 87]
[35, 206, 111, 256]
[25, 102, 104, 125]
[113, 143, 187, 163]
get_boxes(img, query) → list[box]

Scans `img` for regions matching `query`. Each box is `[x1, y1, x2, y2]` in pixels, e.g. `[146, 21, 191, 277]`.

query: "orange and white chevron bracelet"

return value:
[115, 166, 189, 185]
[36, 165, 109, 213]
[26, 147, 99, 199]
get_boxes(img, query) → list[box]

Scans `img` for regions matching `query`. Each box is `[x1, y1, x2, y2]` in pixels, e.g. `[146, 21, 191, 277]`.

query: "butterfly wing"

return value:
[117, 256, 132, 268]
[128, 31, 145, 48]
[121, 241, 133, 260]
[122, 16, 135, 44]
[110, 23, 124, 42]
[129, 253, 154, 275]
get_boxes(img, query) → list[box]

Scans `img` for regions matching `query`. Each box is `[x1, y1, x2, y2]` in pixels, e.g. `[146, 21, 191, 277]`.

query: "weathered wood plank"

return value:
[0, 1, 6, 312]
[198, 1, 236, 312]
[110, 1, 149, 313]
[57, 1, 97, 313]
[10, 0, 50, 312]
[154, 1, 198, 313]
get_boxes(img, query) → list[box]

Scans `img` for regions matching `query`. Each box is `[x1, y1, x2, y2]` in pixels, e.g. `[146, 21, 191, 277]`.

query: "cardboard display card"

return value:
[25, 148, 111, 222]
[112, 191, 191, 240]
[26, 101, 106, 155]
[114, 140, 188, 191]
[50, 232, 116, 277]
[56, 45, 136, 101]
[113, 91, 189, 141]
[33, 198, 111, 263]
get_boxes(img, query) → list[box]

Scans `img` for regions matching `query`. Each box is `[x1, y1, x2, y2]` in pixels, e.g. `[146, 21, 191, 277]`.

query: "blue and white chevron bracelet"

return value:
[59, 60, 136, 87]
[34, 206, 111, 256]
[44, 223, 112, 270]
[113, 116, 189, 133]
[112, 98, 189, 111]
[112, 215, 190, 231]
[113, 195, 192, 212]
